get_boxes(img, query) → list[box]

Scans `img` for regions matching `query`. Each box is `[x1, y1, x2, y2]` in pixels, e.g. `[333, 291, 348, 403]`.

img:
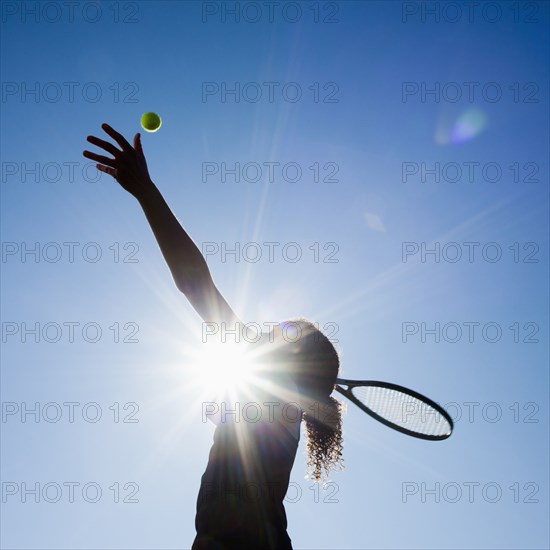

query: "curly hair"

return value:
[303, 396, 344, 483]
[279, 318, 344, 483]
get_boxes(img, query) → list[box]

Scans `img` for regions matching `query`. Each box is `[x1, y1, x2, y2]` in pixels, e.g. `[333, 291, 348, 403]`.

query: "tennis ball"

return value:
[140, 112, 162, 132]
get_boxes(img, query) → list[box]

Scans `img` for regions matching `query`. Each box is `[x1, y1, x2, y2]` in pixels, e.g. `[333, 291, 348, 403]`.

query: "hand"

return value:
[83, 123, 154, 200]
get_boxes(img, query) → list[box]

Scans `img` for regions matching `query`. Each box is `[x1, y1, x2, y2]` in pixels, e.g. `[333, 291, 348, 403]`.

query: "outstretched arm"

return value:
[83, 123, 240, 326]
[137, 182, 240, 326]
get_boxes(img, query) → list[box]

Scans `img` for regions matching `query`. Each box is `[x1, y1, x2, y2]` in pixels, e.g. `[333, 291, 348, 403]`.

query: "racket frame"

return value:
[334, 378, 454, 441]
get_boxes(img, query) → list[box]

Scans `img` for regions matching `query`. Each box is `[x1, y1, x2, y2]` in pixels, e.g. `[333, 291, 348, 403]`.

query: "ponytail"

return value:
[302, 395, 344, 483]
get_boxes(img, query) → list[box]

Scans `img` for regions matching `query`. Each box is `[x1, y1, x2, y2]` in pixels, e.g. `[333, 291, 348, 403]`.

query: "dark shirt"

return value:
[193, 389, 300, 549]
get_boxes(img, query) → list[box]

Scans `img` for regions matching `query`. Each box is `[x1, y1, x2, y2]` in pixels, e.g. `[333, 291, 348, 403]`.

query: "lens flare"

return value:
[450, 108, 487, 144]
[435, 107, 487, 145]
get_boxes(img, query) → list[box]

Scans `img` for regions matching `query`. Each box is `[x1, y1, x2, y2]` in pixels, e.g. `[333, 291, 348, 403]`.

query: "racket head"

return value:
[334, 378, 453, 441]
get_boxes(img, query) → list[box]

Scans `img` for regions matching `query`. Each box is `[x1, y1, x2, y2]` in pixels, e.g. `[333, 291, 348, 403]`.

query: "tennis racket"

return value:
[334, 378, 453, 441]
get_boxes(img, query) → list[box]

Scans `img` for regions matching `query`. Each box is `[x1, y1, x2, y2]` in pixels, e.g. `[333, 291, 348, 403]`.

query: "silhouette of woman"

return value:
[83, 124, 344, 549]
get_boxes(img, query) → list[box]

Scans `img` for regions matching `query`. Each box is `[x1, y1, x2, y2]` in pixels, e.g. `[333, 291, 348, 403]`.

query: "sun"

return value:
[193, 339, 260, 398]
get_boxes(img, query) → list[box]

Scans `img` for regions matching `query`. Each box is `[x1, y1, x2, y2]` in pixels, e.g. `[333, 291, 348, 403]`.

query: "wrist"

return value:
[135, 179, 158, 204]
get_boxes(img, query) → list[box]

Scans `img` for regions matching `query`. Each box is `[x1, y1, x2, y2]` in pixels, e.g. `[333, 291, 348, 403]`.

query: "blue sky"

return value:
[1, 1, 549, 549]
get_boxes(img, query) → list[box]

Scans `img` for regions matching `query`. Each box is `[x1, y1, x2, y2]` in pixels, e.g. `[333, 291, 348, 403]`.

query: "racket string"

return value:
[351, 386, 452, 437]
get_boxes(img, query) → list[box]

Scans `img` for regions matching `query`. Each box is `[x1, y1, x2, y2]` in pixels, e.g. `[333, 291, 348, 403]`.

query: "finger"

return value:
[87, 135, 120, 157]
[101, 123, 132, 151]
[96, 164, 117, 178]
[83, 150, 117, 168]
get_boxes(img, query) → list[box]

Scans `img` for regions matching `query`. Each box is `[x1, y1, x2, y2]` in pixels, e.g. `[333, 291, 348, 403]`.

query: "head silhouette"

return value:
[274, 319, 339, 400]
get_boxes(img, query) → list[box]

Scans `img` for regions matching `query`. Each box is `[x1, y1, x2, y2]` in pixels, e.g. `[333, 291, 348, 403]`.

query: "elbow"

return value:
[175, 277, 196, 296]
[174, 266, 212, 296]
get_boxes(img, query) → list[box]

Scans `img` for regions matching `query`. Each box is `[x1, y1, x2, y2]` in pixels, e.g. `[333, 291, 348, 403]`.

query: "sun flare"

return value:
[194, 340, 260, 398]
